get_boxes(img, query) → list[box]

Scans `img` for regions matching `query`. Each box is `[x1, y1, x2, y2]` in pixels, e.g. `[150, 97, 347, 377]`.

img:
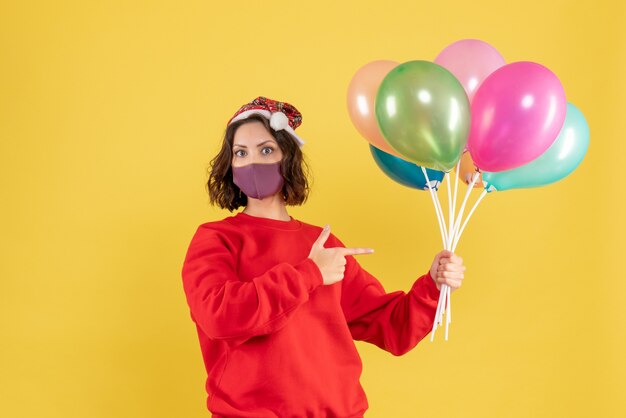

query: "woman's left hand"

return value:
[429, 250, 465, 292]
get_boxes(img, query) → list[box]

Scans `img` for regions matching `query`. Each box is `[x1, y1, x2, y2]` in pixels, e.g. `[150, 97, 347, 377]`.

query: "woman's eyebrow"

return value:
[233, 140, 275, 148]
[255, 140, 275, 147]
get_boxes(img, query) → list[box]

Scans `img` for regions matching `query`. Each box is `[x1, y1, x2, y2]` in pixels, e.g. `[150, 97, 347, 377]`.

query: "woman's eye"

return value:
[234, 150, 246, 157]
[262, 147, 274, 155]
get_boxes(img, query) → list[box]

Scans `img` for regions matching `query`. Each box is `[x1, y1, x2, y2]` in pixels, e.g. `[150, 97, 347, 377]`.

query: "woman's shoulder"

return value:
[296, 219, 346, 247]
[194, 214, 241, 236]
[184, 216, 244, 253]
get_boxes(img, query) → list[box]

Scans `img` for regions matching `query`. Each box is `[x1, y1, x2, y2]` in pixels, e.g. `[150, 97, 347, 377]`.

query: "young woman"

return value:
[181, 97, 466, 418]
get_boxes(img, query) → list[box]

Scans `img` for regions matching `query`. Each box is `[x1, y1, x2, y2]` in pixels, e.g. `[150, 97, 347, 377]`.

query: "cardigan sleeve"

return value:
[333, 235, 441, 356]
[181, 225, 323, 345]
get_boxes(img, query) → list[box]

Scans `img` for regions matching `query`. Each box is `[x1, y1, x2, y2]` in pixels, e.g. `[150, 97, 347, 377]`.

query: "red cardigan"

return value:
[181, 212, 440, 417]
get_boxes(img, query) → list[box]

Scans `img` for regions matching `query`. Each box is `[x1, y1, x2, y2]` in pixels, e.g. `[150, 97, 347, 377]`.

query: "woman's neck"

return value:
[242, 193, 290, 221]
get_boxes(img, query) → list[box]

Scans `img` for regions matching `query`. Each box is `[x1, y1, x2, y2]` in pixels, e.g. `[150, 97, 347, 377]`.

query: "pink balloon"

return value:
[467, 61, 567, 172]
[434, 39, 506, 102]
[346, 60, 404, 158]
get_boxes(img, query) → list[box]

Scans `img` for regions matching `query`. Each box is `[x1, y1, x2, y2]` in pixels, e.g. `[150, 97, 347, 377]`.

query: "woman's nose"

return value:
[250, 153, 264, 165]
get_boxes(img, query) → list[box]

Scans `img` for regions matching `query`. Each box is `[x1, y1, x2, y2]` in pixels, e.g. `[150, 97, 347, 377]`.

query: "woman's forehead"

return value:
[233, 122, 276, 146]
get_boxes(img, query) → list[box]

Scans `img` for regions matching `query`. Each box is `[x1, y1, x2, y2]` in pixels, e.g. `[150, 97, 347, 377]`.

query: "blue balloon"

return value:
[482, 103, 589, 192]
[369, 145, 445, 190]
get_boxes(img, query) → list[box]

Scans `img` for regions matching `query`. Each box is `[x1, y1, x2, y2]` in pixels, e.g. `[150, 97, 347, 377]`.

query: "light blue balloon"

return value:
[482, 103, 589, 192]
[369, 145, 445, 190]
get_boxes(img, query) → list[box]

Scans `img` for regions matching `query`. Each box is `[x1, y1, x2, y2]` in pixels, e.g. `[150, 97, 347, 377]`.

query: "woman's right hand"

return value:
[308, 225, 374, 285]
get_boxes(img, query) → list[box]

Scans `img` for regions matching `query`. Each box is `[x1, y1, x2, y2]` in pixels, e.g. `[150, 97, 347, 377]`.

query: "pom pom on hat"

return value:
[227, 96, 305, 146]
[270, 111, 289, 131]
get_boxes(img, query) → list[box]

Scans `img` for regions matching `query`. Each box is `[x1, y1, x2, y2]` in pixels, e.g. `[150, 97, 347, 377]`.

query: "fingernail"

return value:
[324, 224, 330, 231]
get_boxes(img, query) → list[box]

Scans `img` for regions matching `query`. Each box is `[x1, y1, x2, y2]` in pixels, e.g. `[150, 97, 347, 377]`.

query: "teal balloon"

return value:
[482, 103, 589, 192]
[370, 145, 445, 190]
[374, 60, 471, 172]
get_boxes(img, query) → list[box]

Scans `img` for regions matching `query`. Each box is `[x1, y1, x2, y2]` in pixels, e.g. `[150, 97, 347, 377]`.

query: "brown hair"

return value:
[207, 114, 311, 211]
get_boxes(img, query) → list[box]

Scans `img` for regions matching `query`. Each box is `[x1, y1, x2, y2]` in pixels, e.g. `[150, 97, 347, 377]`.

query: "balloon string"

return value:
[451, 160, 461, 243]
[453, 189, 488, 251]
[421, 167, 448, 336]
[446, 172, 453, 247]
[434, 191, 449, 243]
[445, 186, 488, 340]
[427, 168, 488, 341]
[442, 174, 453, 340]
[445, 286, 451, 340]
[451, 172, 479, 241]
[444, 161, 460, 341]
[440, 171, 478, 340]
[425, 168, 485, 341]
[432, 285, 448, 341]
[421, 166, 449, 342]
[420, 167, 447, 248]
[446, 286, 452, 324]
[430, 173, 448, 246]
[430, 172, 455, 339]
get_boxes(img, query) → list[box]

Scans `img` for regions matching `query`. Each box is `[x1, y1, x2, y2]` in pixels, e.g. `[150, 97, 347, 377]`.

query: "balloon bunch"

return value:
[347, 39, 589, 341]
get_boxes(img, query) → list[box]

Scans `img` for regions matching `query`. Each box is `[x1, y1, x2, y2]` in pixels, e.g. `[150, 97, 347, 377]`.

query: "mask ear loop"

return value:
[279, 161, 288, 202]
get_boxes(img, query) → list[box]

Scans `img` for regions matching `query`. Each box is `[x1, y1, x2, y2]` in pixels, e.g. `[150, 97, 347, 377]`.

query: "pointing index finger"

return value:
[340, 247, 375, 256]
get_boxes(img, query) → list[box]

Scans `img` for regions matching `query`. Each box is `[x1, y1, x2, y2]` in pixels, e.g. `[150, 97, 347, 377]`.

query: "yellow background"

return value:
[1, 0, 624, 417]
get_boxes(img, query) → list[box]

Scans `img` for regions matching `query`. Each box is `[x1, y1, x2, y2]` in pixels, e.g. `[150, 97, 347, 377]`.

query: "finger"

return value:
[438, 255, 453, 265]
[314, 225, 331, 248]
[445, 279, 462, 289]
[340, 247, 375, 256]
[435, 250, 451, 264]
[441, 271, 465, 280]
[438, 249, 453, 258]
[440, 263, 465, 272]
[434, 272, 462, 285]
[449, 253, 463, 265]
[439, 257, 466, 269]
[447, 264, 466, 273]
